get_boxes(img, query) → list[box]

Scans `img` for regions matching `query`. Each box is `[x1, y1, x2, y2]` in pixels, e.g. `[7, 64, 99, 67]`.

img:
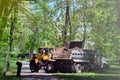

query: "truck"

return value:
[29, 41, 109, 73]
[43, 41, 109, 73]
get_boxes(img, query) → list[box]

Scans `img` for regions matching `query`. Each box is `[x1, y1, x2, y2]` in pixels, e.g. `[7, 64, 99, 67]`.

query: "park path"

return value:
[21, 61, 61, 80]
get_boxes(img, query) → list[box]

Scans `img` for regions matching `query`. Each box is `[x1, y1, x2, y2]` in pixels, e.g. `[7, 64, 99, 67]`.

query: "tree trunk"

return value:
[82, 0, 87, 48]
[63, 0, 71, 44]
[2, 54, 10, 76]
[2, 2, 18, 76]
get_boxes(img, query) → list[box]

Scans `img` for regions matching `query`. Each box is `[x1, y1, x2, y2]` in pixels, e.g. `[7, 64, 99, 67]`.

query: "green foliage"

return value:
[0, 0, 120, 62]
[0, 59, 5, 75]
[86, 0, 119, 59]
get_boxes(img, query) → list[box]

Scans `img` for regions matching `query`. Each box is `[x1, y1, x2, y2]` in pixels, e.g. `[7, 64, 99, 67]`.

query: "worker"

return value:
[16, 58, 22, 77]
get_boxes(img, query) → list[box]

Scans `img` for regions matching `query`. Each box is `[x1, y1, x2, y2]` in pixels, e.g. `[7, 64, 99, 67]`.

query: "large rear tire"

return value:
[72, 64, 82, 73]
[44, 63, 57, 73]
[83, 64, 91, 72]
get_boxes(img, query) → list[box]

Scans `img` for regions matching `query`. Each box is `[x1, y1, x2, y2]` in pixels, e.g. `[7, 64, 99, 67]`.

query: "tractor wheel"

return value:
[29, 60, 36, 72]
[83, 64, 91, 72]
[30, 64, 35, 72]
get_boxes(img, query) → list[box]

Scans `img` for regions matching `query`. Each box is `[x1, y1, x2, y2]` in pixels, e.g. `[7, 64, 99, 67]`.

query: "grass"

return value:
[0, 58, 17, 78]
[0, 58, 20, 80]
[0, 58, 5, 75]
[107, 64, 120, 74]
[54, 74, 120, 80]
[0, 57, 29, 80]
[0, 58, 17, 74]
[53, 64, 120, 80]
[0, 75, 21, 80]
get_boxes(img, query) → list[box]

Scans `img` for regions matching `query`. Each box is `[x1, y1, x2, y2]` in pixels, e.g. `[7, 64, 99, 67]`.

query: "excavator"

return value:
[29, 47, 54, 72]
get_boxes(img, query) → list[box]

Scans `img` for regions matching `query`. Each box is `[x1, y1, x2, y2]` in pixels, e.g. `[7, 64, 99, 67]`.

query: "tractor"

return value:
[29, 47, 54, 72]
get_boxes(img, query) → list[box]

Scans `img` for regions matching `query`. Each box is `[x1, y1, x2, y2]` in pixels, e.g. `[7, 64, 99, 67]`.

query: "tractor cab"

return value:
[37, 47, 54, 61]
[29, 47, 54, 72]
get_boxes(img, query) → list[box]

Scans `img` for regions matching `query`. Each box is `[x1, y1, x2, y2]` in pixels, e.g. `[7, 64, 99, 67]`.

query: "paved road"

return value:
[21, 61, 60, 80]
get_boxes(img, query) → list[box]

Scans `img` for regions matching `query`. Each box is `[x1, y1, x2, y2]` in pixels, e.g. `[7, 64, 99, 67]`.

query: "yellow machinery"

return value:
[29, 47, 54, 72]
[37, 47, 53, 61]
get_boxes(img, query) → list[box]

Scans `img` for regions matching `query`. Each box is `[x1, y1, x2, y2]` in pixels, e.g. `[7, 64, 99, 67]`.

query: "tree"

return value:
[89, 0, 119, 59]
[0, 0, 32, 76]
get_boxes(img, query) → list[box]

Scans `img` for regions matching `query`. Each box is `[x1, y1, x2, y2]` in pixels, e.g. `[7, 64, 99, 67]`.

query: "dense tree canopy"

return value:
[0, 0, 120, 61]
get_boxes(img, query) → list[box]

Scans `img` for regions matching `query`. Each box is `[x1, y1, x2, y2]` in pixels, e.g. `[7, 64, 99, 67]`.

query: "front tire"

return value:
[30, 64, 35, 72]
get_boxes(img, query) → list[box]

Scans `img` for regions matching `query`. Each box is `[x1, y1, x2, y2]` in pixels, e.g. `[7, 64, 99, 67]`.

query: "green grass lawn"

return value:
[0, 58, 19, 80]
[53, 64, 120, 80]
[54, 74, 120, 80]
[0, 58, 17, 74]
[0, 75, 21, 80]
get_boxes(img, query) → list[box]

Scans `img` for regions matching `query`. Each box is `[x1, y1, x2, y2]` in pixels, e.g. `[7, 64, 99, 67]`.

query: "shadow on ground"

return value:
[21, 75, 61, 80]
[0, 75, 60, 80]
